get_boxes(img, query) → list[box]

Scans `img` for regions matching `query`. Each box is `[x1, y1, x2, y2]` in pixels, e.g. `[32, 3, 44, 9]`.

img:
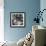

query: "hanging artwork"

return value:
[10, 12, 25, 28]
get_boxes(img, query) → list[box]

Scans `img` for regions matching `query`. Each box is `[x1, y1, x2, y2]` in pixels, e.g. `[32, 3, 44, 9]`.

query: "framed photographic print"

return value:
[10, 12, 25, 28]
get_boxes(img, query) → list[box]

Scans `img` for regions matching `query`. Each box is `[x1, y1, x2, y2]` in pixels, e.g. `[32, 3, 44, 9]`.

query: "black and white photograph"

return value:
[10, 12, 25, 27]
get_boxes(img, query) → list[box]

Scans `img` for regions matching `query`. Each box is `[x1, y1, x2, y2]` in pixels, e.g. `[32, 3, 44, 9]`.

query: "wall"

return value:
[40, 0, 46, 27]
[4, 0, 40, 42]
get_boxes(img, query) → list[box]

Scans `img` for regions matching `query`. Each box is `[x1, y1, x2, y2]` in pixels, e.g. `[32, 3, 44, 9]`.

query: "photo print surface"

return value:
[10, 12, 25, 27]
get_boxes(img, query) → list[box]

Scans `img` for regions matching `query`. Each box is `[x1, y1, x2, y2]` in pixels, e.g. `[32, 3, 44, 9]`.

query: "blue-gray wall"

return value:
[40, 0, 46, 27]
[4, 0, 40, 42]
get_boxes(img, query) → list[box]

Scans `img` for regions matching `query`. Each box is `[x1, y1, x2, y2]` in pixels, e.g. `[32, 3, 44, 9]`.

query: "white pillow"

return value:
[3, 41, 17, 46]
[17, 37, 25, 46]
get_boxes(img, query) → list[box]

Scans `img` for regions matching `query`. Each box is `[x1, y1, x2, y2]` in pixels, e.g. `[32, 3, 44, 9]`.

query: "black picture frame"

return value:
[10, 12, 26, 28]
